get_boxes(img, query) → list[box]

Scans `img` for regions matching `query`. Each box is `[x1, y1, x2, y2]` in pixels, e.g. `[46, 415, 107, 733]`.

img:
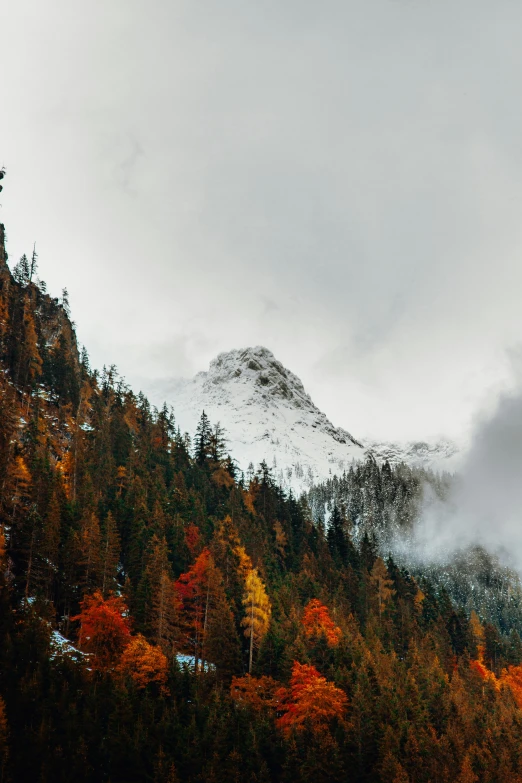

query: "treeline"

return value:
[2, 226, 522, 781]
[308, 457, 451, 541]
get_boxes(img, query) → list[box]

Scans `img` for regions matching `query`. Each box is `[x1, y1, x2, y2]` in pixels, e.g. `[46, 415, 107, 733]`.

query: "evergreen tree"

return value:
[193, 410, 212, 465]
[78, 510, 102, 593]
[151, 570, 180, 656]
[38, 489, 61, 599]
[12, 254, 30, 286]
[327, 504, 348, 565]
[29, 244, 38, 283]
[101, 512, 121, 596]
[208, 422, 227, 463]
[205, 575, 241, 680]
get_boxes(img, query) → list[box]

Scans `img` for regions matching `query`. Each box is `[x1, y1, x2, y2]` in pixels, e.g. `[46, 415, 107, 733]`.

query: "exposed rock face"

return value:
[146, 346, 460, 494]
[0, 222, 80, 396]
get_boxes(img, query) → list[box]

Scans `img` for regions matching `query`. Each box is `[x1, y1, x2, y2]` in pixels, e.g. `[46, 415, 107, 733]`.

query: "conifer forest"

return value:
[3, 211, 522, 783]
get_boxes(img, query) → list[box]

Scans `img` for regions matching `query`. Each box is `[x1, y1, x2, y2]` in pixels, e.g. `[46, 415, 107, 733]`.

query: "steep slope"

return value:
[3, 212, 522, 783]
[146, 346, 460, 493]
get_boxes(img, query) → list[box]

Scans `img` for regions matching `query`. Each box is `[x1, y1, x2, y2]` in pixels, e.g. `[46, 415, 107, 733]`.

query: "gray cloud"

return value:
[2, 0, 522, 440]
[409, 356, 522, 570]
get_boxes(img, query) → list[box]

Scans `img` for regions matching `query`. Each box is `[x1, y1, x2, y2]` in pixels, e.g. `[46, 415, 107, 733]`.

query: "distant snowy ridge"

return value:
[145, 346, 460, 494]
[367, 438, 459, 470]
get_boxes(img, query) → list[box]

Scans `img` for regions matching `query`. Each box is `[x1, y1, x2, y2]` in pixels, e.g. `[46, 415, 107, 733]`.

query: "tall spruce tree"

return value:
[327, 504, 348, 565]
[193, 410, 212, 465]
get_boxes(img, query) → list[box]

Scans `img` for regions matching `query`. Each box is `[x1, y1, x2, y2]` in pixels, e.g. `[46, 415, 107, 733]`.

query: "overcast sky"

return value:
[2, 0, 522, 442]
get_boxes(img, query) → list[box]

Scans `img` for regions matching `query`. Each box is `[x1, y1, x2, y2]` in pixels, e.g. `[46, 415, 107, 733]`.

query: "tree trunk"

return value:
[248, 599, 254, 674]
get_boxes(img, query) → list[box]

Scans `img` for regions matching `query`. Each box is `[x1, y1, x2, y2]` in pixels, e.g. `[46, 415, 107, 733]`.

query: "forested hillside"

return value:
[308, 462, 522, 636]
[3, 219, 522, 782]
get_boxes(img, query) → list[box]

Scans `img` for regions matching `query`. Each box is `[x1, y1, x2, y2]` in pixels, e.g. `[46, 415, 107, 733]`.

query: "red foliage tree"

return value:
[175, 548, 211, 670]
[276, 661, 348, 735]
[470, 658, 490, 681]
[302, 598, 342, 647]
[73, 591, 131, 671]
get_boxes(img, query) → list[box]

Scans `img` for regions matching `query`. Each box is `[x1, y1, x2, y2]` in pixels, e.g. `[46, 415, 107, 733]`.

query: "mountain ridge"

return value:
[145, 345, 460, 492]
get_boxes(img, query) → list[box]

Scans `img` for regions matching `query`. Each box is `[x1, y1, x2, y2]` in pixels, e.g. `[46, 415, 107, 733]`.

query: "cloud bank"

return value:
[3, 0, 522, 440]
[410, 365, 522, 570]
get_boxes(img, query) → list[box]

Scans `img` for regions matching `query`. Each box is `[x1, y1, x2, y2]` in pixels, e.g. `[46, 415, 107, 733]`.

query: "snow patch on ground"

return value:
[50, 630, 85, 661]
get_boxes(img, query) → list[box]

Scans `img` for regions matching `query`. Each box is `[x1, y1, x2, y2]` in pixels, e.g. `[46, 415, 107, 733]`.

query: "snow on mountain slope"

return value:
[145, 346, 460, 494]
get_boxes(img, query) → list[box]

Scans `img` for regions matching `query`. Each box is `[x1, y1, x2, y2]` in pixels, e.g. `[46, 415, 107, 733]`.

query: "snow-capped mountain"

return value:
[145, 346, 460, 493]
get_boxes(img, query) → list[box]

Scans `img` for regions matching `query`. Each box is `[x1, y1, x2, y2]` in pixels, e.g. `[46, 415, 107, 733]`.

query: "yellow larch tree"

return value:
[242, 568, 271, 674]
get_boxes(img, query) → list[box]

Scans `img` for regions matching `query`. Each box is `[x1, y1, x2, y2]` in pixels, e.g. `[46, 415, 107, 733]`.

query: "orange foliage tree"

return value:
[276, 661, 348, 736]
[118, 633, 168, 691]
[302, 598, 342, 647]
[499, 665, 522, 707]
[230, 674, 280, 713]
[469, 658, 498, 688]
[73, 591, 131, 671]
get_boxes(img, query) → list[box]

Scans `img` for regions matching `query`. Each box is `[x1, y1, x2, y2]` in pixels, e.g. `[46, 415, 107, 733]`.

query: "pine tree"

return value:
[484, 622, 503, 674]
[151, 570, 180, 657]
[327, 504, 349, 565]
[204, 572, 241, 680]
[79, 510, 102, 593]
[61, 287, 70, 315]
[101, 512, 121, 596]
[136, 535, 173, 637]
[38, 489, 61, 599]
[193, 411, 212, 465]
[29, 244, 38, 283]
[208, 422, 227, 464]
[12, 254, 30, 286]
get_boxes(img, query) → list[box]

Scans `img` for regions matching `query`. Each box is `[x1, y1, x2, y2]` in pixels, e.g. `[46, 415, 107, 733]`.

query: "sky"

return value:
[2, 0, 522, 442]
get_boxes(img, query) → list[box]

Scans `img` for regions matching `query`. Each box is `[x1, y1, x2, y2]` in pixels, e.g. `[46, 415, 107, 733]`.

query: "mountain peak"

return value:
[202, 346, 312, 409]
[146, 346, 459, 493]
[209, 346, 277, 376]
